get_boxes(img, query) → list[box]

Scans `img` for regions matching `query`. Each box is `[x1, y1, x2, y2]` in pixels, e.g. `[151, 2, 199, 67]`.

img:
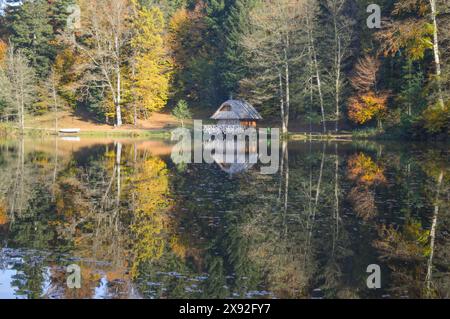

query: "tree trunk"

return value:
[334, 30, 342, 133]
[333, 143, 340, 254]
[284, 47, 290, 135]
[116, 142, 122, 206]
[52, 74, 58, 133]
[306, 11, 326, 133]
[429, 0, 445, 109]
[426, 170, 444, 293]
[279, 71, 287, 135]
[18, 62, 25, 133]
[132, 62, 137, 126]
[116, 68, 122, 127]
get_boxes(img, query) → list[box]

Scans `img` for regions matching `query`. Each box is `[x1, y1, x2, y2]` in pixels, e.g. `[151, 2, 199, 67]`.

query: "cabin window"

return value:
[221, 105, 231, 112]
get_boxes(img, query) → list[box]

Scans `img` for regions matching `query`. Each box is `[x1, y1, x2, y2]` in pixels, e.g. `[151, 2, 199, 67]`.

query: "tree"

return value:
[348, 54, 390, 128]
[305, 0, 326, 133]
[348, 91, 389, 128]
[428, 0, 444, 109]
[168, 3, 223, 107]
[4, 0, 55, 77]
[350, 55, 380, 93]
[47, 68, 62, 133]
[0, 45, 36, 132]
[172, 99, 192, 127]
[221, 0, 256, 96]
[323, 0, 354, 132]
[130, 4, 171, 123]
[240, 0, 306, 135]
[382, 0, 445, 109]
[70, 0, 132, 127]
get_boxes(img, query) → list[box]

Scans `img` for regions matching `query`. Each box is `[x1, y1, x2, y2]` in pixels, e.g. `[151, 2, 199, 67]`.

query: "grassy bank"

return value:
[0, 124, 171, 139]
[289, 132, 353, 141]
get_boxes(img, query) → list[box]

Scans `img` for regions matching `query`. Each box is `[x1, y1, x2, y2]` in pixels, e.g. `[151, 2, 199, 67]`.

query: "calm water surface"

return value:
[0, 137, 448, 299]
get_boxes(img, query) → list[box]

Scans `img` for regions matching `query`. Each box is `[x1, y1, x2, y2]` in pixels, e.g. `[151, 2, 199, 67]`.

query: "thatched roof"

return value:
[211, 100, 262, 120]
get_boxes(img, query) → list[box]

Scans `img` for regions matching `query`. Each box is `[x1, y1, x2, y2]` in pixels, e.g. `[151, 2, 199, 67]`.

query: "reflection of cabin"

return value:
[211, 100, 262, 127]
[213, 150, 258, 176]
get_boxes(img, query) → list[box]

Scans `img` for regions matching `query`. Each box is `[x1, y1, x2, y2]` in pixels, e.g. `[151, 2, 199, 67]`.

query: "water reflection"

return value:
[0, 137, 448, 299]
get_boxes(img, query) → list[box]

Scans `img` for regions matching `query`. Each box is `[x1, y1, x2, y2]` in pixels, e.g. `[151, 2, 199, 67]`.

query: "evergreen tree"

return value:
[5, 0, 55, 76]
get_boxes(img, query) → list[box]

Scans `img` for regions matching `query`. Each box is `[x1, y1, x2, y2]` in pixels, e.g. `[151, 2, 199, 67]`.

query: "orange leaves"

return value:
[348, 54, 389, 127]
[378, 20, 433, 60]
[0, 199, 8, 225]
[347, 153, 386, 186]
[347, 153, 386, 220]
[350, 55, 380, 93]
[0, 40, 7, 67]
[348, 91, 389, 125]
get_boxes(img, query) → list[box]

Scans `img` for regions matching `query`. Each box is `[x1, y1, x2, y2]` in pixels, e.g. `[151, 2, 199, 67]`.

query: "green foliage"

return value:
[5, 0, 55, 76]
[398, 59, 426, 115]
[172, 99, 192, 126]
[422, 102, 450, 135]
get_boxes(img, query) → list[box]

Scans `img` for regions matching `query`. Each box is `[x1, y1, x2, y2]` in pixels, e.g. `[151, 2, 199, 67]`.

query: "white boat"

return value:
[59, 128, 81, 134]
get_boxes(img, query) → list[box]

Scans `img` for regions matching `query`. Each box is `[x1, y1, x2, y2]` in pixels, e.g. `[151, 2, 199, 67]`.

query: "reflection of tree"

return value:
[130, 156, 171, 278]
[363, 146, 450, 298]
[347, 153, 386, 221]
[0, 198, 8, 225]
[0, 138, 449, 299]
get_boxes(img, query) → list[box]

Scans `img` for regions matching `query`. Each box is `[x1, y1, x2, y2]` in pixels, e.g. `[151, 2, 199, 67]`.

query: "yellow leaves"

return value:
[131, 6, 165, 53]
[348, 91, 389, 125]
[170, 236, 187, 259]
[347, 153, 386, 186]
[134, 56, 171, 113]
[130, 5, 172, 115]
[131, 157, 171, 278]
[168, 5, 206, 69]
[168, 8, 189, 68]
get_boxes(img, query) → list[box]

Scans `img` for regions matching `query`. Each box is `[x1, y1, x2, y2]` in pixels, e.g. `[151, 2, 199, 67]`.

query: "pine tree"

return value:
[222, 0, 255, 96]
[5, 0, 55, 76]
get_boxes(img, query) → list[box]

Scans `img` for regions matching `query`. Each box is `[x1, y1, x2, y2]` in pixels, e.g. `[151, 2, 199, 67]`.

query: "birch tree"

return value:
[70, 0, 131, 127]
[324, 0, 353, 132]
[428, 0, 444, 109]
[305, 0, 326, 133]
[241, 0, 306, 135]
[0, 45, 36, 132]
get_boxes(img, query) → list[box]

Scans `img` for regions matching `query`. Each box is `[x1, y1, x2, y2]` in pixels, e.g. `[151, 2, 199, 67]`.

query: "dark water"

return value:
[0, 137, 448, 299]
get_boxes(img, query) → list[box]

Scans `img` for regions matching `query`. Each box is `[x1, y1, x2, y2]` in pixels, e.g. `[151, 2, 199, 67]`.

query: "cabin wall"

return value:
[218, 120, 240, 126]
[240, 121, 257, 127]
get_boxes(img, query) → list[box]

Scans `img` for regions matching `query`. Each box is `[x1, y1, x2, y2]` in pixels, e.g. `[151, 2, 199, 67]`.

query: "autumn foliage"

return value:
[347, 153, 386, 186]
[347, 153, 386, 220]
[0, 40, 6, 67]
[348, 91, 389, 125]
[0, 200, 8, 225]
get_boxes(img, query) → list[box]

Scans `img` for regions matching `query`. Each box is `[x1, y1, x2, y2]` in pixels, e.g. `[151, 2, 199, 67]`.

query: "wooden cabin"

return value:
[211, 100, 262, 127]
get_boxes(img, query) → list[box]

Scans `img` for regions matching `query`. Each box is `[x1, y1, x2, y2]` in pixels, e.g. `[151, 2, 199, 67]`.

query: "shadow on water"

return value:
[0, 137, 448, 299]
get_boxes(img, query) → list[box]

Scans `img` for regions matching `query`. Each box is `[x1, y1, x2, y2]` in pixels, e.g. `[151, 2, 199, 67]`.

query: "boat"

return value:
[59, 128, 81, 134]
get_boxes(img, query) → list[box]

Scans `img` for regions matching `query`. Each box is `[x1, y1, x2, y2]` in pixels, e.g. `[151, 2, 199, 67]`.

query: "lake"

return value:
[0, 137, 448, 299]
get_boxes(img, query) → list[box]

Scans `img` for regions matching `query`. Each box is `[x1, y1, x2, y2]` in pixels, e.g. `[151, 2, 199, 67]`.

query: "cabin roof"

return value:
[211, 100, 263, 120]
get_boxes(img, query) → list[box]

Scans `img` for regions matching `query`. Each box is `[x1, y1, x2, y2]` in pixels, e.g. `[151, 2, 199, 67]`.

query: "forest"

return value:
[0, 0, 449, 139]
